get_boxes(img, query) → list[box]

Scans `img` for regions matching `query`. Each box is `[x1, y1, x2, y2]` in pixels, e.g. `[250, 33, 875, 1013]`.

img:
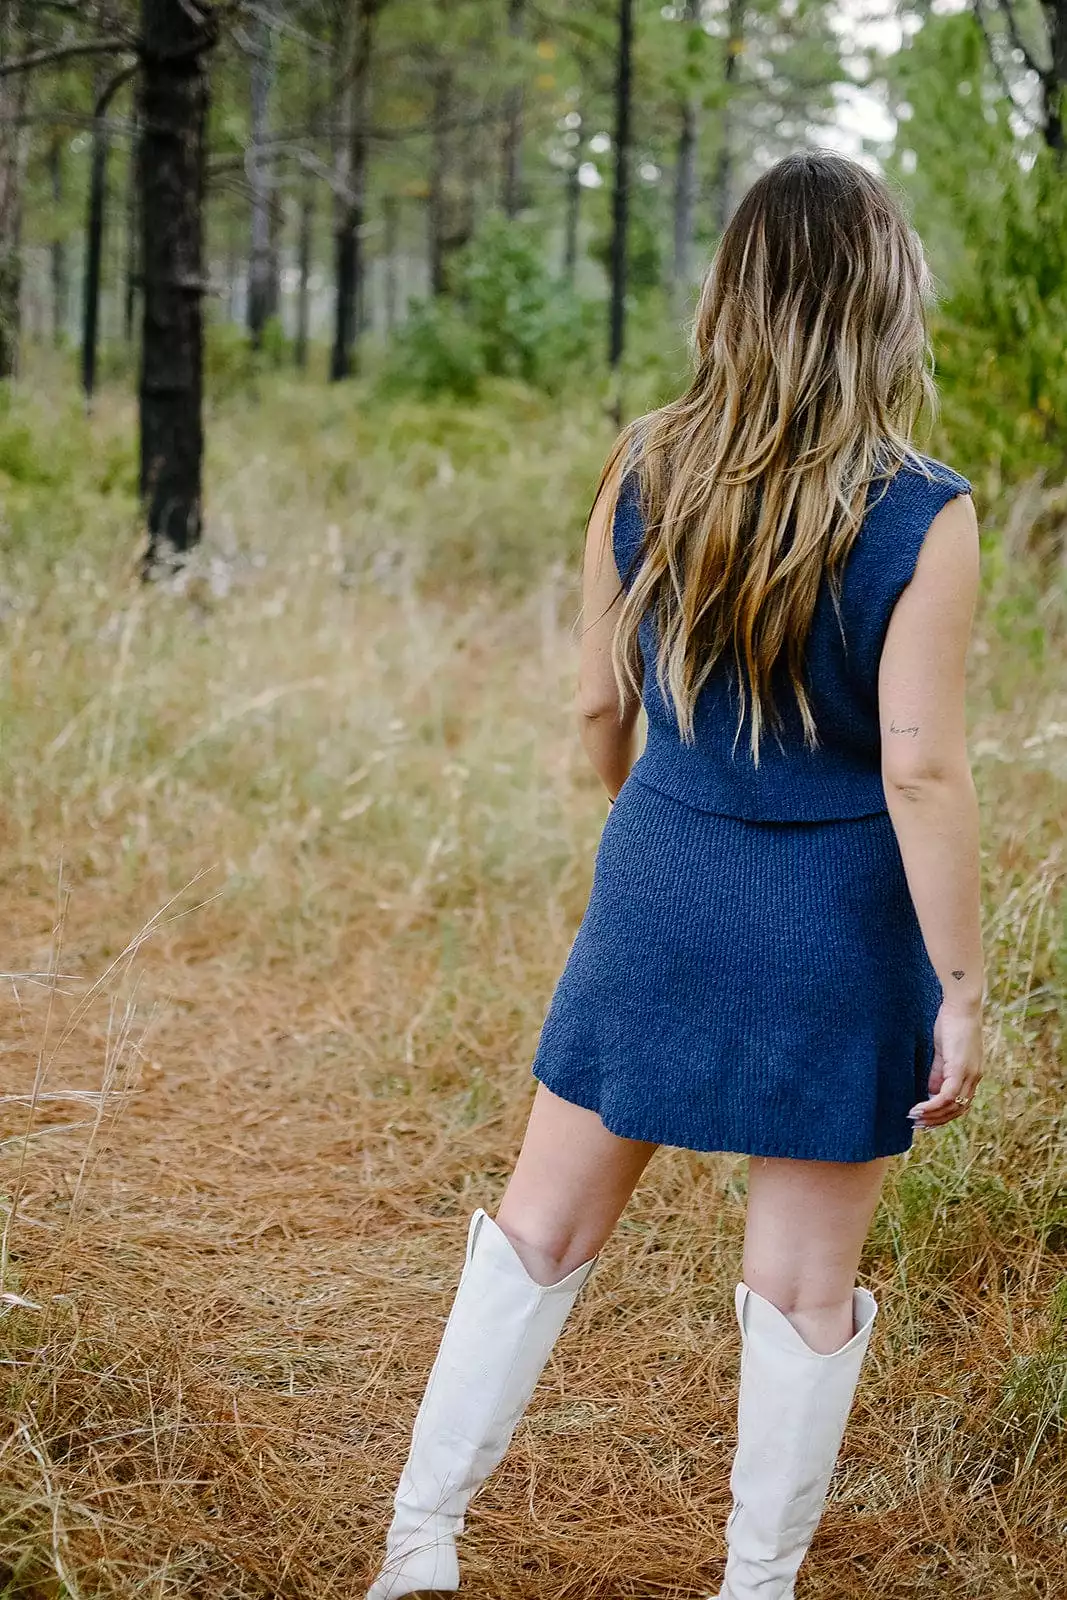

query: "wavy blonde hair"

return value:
[601, 151, 938, 763]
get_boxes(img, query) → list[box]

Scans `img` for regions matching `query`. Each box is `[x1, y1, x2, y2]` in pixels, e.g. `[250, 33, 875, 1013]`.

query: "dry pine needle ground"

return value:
[0, 366, 1064, 1598]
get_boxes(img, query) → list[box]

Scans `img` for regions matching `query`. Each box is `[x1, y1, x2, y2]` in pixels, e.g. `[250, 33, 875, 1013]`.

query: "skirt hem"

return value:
[531, 1065, 916, 1165]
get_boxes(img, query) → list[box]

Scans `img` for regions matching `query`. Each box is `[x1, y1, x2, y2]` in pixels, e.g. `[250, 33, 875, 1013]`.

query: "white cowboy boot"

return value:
[366, 1207, 597, 1599]
[709, 1281, 878, 1600]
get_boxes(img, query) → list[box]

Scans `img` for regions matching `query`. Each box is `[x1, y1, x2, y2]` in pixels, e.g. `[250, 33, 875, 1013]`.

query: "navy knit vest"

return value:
[613, 453, 972, 822]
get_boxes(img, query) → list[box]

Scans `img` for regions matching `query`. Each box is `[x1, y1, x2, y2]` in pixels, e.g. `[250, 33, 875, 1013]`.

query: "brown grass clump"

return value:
[0, 364, 1064, 1598]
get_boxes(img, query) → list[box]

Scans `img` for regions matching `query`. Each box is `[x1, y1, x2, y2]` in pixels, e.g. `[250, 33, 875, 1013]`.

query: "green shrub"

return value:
[381, 215, 599, 400]
[380, 299, 486, 400]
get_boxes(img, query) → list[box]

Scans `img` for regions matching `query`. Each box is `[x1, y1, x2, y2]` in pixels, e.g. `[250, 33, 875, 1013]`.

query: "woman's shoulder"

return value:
[892, 450, 972, 500]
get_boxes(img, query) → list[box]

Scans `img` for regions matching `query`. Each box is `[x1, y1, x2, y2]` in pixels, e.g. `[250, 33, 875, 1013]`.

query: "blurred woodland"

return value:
[0, 3, 1064, 1598]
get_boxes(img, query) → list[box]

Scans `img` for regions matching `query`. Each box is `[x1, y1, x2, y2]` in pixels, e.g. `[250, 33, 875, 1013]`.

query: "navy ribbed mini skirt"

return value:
[530, 773, 941, 1163]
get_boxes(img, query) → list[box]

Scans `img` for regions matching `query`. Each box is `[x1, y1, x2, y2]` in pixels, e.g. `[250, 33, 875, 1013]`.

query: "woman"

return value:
[367, 151, 984, 1600]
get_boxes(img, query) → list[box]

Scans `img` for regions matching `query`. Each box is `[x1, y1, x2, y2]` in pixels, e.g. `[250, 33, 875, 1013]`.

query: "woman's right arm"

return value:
[877, 492, 985, 1129]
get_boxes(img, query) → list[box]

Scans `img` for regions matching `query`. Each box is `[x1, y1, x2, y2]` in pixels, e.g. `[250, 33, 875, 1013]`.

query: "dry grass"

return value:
[0, 359, 1064, 1599]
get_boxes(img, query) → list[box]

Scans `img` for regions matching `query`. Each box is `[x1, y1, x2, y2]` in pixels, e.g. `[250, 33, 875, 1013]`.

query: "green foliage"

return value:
[203, 320, 262, 400]
[259, 314, 289, 369]
[381, 216, 599, 401]
[590, 182, 664, 294]
[891, 14, 1067, 485]
[381, 299, 486, 401]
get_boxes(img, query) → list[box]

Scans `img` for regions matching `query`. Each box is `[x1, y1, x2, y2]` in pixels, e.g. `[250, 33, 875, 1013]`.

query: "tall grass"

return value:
[0, 354, 1063, 1598]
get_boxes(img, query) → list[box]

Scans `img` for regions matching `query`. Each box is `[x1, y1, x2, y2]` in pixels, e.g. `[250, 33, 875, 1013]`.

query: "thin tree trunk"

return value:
[226, 199, 239, 321]
[82, 112, 107, 398]
[83, 65, 136, 401]
[672, 98, 697, 301]
[428, 61, 451, 296]
[609, 0, 634, 388]
[383, 193, 399, 330]
[1042, 0, 1065, 154]
[563, 113, 583, 283]
[330, 0, 379, 382]
[266, 187, 282, 323]
[139, 0, 216, 566]
[295, 56, 318, 368]
[671, 0, 700, 308]
[124, 106, 141, 341]
[247, 9, 273, 348]
[712, 0, 744, 236]
[501, 0, 525, 216]
[49, 133, 67, 345]
[295, 175, 314, 368]
[0, 0, 27, 378]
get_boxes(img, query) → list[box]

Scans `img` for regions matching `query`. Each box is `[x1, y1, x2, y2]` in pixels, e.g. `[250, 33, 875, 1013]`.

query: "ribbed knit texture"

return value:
[531, 454, 971, 1162]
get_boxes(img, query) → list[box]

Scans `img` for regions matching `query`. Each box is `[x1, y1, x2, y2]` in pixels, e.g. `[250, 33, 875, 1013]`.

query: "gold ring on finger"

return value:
[953, 1095, 972, 1108]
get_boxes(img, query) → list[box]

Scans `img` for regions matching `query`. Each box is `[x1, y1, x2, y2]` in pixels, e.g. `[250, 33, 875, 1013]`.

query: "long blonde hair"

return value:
[602, 151, 937, 763]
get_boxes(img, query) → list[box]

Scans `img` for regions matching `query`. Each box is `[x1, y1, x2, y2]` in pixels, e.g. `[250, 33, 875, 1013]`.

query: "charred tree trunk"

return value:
[383, 193, 399, 330]
[330, 0, 379, 381]
[267, 188, 282, 323]
[672, 98, 697, 300]
[139, 0, 216, 567]
[0, 1, 27, 379]
[226, 201, 239, 321]
[49, 134, 67, 344]
[124, 108, 141, 342]
[608, 0, 634, 386]
[712, 0, 744, 236]
[671, 0, 700, 307]
[295, 61, 318, 369]
[1038, 0, 1065, 154]
[428, 62, 451, 296]
[247, 10, 273, 348]
[295, 175, 314, 368]
[83, 67, 135, 401]
[501, 0, 525, 216]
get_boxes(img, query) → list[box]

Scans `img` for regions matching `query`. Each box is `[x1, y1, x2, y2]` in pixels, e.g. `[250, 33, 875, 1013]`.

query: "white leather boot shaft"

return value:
[366, 1207, 596, 1600]
[712, 1281, 878, 1600]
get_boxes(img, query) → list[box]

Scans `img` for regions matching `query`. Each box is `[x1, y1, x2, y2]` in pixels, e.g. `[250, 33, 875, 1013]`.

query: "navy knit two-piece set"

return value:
[531, 456, 972, 1163]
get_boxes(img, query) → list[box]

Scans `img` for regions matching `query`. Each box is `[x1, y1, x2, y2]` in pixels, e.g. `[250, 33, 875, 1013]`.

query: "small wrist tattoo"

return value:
[889, 720, 919, 737]
[951, 970, 965, 980]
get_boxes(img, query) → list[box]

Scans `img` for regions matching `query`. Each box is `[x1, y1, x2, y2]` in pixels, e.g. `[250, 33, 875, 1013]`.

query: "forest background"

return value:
[0, 1, 1064, 1596]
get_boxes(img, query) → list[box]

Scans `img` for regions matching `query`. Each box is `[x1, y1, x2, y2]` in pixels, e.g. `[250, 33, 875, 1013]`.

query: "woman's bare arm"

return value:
[576, 461, 641, 800]
[878, 491, 984, 1125]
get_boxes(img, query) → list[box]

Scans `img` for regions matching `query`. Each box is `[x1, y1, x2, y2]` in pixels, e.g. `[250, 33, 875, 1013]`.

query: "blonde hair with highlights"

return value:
[601, 151, 938, 763]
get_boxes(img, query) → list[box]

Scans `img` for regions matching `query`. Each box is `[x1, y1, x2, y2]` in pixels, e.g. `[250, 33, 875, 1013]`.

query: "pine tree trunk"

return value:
[672, 97, 697, 302]
[330, 0, 378, 382]
[49, 134, 67, 345]
[712, 0, 744, 236]
[84, 65, 137, 400]
[671, 0, 700, 307]
[124, 108, 141, 342]
[563, 112, 583, 283]
[501, 0, 525, 216]
[383, 193, 399, 330]
[82, 109, 108, 399]
[266, 189, 282, 324]
[139, 0, 216, 566]
[1044, 0, 1066, 155]
[608, 0, 634, 377]
[247, 10, 273, 348]
[428, 61, 451, 296]
[295, 176, 314, 369]
[0, 0, 27, 379]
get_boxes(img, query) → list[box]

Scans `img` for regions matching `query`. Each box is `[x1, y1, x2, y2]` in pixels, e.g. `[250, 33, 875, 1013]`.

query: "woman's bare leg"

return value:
[742, 1154, 891, 1352]
[494, 1083, 660, 1285]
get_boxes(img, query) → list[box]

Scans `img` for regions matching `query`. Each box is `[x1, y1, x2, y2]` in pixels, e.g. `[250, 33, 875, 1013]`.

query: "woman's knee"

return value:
[492, 1203, 603, 1286]
[744, 1270, 859, 1354]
